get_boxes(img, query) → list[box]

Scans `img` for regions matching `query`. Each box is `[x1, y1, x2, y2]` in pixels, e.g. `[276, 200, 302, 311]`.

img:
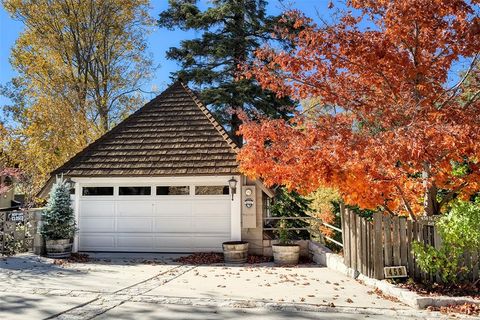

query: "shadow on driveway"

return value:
[97, 302, 372, 320]
[0, 254, 86, 276]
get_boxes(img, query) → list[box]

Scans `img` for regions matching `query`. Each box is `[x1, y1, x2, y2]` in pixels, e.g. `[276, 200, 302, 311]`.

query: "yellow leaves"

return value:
[3, 0, 153, 196]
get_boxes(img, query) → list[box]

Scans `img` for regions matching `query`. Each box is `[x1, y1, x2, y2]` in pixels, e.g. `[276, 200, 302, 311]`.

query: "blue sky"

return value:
[0, 0, 330, 106]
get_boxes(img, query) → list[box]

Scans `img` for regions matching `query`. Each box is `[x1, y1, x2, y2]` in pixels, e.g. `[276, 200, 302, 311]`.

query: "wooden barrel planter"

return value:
[222, 241, 249, 264]
[45, 239, 73, 259]
[272, 244, 300, 265]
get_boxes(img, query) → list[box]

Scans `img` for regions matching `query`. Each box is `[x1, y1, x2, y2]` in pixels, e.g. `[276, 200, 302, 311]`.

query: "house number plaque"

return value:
[383, 266, 407, 278]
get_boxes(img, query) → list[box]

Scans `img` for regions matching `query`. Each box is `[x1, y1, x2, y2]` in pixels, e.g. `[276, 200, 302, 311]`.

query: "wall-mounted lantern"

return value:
[64, 177, 75, 189]
[228, 177, 237, 201]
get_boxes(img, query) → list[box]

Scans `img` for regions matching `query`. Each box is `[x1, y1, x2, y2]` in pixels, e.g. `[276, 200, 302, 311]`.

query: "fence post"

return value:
[33, 210, 45, 255]
[355, 214, 362, 271]
[373, 212, 384, 279]
[406, 219, 414, 277]
[350, 210, 357, 271]
[361, 218, 367, 275]
[384, 215, 392, 267]
[340, 203, 351, 267]
[399, 218, 407, 267]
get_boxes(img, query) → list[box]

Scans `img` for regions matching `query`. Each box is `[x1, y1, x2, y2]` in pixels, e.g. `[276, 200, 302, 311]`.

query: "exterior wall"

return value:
[240, 177, 264, 255]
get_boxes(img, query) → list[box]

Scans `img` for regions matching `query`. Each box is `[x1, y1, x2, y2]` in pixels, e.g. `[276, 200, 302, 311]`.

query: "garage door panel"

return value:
[80, 201, 114, 217]
[154, 236, 193, 250]
[192, 201, 229, 215]
[117, 235, 154, 248]
[154, 201, 191, 215]
[193, 235, 230, 250]
[193, 219, 230, 233]
[117, 202, 153, 216]
[79, 234, 115, 249]
[117, 217, 153, 232]
[79, 218, 115, 232]
[154, 217, 193, 233]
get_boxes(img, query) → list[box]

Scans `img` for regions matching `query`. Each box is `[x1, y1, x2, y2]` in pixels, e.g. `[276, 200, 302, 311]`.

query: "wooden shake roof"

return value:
[53, 82, 240, 177]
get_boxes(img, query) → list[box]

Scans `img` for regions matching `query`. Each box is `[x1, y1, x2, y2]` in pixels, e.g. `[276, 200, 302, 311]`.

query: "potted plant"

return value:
[272, 219, 300, 265]
[41, 176, 77, 258]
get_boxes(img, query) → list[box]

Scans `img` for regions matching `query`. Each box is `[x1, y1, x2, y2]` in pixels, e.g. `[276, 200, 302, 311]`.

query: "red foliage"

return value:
[239, 0, 480, 217]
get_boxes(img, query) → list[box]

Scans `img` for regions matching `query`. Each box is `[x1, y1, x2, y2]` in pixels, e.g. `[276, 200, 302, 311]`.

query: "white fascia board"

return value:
[71, 176, 237, 185]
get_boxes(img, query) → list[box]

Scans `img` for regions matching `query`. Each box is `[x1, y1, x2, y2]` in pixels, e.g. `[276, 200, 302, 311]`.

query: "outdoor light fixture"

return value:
[228, 177, 237, 201]
[64, 177, 75, 189]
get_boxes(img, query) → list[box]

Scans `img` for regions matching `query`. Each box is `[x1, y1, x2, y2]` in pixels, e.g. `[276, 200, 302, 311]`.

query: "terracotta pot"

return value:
[222, 241, 249, 264]
[272, 244, 300, 265]
[45, 239, 72, 259]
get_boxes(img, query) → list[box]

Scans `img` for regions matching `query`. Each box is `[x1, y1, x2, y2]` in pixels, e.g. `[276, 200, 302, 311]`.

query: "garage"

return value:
[76, 180, 235, 252]
[40, 82, 266, 254]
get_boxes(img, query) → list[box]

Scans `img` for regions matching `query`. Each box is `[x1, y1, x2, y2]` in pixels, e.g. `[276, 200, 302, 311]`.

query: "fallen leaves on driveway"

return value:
[367, 288, 401, 303]
[53, 253, 90, 265]
[427, 303, 480, 316]
[174, 253, 224, 265]
[174, 253, 274, 265]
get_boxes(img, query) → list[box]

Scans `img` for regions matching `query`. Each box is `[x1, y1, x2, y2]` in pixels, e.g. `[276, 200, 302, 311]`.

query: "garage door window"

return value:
[156, 186, 189, 195]
[119, 186, 151, 196]
[195, 186, 229, 195]
[82, 187, 114, 196]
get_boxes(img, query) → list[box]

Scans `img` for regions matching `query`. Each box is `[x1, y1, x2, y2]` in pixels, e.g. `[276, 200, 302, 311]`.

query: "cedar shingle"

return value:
[53, 82, 239, 177]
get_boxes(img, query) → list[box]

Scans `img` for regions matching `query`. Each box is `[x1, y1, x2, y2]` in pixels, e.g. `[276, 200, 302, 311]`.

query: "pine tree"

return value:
[158, 0, 293, 145]
[41, 176, 76, 240]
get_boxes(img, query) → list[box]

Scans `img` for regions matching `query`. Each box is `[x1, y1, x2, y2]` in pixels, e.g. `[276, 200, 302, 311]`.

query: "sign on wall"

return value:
[9, 211, 25, 222]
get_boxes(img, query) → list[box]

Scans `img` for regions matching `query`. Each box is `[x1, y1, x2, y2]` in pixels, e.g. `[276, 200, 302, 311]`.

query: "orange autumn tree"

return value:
[238, 0, 480, 219]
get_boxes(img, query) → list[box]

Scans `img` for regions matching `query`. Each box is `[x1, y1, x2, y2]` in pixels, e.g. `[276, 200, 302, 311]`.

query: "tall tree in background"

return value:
[1, 0, 153, 193]
[239, 0, 480, 218]
[158, 0, 293, 145]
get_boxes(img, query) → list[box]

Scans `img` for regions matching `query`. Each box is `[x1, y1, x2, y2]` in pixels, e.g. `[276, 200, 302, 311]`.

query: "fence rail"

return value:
[263, 216, 344, 247]
[341, 207, 480, 281]
[263, 216, 323, 240]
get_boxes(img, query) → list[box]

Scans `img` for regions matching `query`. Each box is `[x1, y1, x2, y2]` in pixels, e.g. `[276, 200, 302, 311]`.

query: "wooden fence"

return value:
[341, 208, 480, 281]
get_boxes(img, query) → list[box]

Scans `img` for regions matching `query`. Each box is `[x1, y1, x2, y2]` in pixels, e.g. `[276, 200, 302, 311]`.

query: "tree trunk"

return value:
[99, 104, 109, 133]
[424, 185, 440, 216]
[423, 162, 440, 216]
[231, 112, 242, 147]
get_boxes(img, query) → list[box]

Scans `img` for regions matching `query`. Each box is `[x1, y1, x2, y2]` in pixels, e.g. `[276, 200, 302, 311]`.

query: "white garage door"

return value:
[77, 184, 231, 252]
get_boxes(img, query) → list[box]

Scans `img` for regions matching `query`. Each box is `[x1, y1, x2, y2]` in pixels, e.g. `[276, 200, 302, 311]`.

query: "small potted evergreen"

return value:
[41, 176, 77, 258]
[272, 219, 300, 265]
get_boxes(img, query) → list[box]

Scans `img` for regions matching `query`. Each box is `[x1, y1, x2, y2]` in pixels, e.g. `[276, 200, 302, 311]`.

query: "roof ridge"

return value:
[179, 82, 240, 154]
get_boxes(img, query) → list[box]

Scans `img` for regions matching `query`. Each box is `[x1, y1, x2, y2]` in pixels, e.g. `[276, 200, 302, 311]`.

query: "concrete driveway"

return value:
[0, 253, 453, 319]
